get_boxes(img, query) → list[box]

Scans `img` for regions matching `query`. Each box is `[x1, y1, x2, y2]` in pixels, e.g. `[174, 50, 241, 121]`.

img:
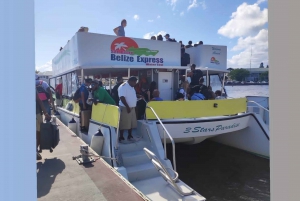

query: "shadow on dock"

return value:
[37, 158, 66, 198]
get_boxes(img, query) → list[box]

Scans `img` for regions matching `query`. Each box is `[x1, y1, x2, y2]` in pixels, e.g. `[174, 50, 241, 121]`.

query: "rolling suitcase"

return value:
[40, 120, 60, 153]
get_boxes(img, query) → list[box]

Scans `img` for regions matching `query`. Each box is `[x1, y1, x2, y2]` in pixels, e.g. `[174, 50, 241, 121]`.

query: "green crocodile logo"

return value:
[127, 47, 159, 56]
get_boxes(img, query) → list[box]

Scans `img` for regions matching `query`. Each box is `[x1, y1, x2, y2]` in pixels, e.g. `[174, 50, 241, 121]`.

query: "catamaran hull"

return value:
[156, 113, 269, 158]
[57, 108, 269, 158]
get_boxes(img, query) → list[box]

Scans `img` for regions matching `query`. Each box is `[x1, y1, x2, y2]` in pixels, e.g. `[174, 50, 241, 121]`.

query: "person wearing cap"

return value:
[36, 74, 55, 116]
[164, 34, 172, 42]
[90, 80, 116, 105]
[118, 76, 142, 142]
[111, 76, 124, 106]
[113, 19, 127, 37]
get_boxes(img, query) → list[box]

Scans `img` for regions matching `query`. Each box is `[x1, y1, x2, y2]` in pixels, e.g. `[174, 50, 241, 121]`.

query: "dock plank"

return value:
[37, 120, 147, 201]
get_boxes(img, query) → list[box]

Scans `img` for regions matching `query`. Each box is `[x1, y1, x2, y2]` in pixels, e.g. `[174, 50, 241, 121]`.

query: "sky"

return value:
[35, 0, 268, 72]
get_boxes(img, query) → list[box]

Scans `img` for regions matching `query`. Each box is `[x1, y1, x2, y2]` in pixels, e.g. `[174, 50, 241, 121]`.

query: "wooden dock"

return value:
[37, 120, 148, 201]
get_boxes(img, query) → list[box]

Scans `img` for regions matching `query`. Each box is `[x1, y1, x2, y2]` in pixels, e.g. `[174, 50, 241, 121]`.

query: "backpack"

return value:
[36, 80, 50, 101]
[191, 70, 203, 85]
[72, 88, 81, 103]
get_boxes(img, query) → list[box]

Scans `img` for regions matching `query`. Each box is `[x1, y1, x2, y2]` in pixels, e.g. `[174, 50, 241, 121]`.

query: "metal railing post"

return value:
[164, 130, 167, 160]
[147, 106, 176, 172]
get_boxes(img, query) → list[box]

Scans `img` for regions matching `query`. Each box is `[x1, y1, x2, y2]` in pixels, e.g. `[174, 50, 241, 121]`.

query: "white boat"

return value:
[49, 32, 269, 200]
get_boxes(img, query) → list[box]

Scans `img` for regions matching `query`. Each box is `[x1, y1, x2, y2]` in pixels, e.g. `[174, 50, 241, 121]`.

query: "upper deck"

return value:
[52, 32, 227, 77]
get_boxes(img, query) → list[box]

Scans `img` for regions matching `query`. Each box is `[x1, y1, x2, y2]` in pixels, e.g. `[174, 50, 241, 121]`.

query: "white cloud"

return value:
[166, 0, 177, 10]
[148, 20, 154, 23]
[228, 29, 268, 68]
[180, 11, 184, 16]
[187, 0, 198, 10]
[187, 0, 206, 11]
[157, 15, 161, 19]
[256, 0, 267, 5]
[218, 3, 268, 38]
[36, 61, 52, 72]
[143, 31, 167, 39]
[143, 32, 154, 39]
[133, 15, 140, 21]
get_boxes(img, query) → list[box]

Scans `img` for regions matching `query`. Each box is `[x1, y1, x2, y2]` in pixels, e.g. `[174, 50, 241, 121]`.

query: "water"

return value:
[225, 85, 269, 98]
[167, 85, 270, 200]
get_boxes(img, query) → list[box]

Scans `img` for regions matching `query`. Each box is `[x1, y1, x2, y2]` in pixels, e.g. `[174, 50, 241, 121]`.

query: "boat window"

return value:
[67, 73, 72, 97]
[210, 74, 222, 93]
[49, 78, 55, 89]
[62, 75, 67, 96]
[71, 72, 78, 94]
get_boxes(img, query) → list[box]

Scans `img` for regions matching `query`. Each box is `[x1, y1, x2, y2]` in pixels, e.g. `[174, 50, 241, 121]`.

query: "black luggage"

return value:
[40, 121, 60, 153]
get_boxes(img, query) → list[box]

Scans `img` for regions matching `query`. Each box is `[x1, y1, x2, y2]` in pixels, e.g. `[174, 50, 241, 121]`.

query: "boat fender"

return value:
[90, 129, 104, 156]
[68, 118, 77, 134]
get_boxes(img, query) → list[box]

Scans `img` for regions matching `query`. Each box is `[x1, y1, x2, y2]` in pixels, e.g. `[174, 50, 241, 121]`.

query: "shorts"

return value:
[119, 106, 137, 130]
[36, 113, 43, 132]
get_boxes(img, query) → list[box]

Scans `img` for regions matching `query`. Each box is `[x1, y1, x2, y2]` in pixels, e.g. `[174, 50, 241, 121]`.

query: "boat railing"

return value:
[247, 100, 269, 123]
[143, 148, 195, 196]
[146, 105, 177, 172]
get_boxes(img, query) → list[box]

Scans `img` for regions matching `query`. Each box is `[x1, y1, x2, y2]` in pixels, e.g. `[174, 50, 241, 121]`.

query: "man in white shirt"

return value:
[118, 76, 141, 142]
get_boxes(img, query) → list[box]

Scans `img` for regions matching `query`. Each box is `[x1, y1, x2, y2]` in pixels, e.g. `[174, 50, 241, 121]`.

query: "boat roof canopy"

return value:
[52, 32, 227, 77]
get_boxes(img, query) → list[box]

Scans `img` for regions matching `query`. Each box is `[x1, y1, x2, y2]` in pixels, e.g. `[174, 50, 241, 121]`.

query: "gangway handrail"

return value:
[146, 105, 177, 172]
[143, 148, 194, 196]
[247, 100, 269, 112]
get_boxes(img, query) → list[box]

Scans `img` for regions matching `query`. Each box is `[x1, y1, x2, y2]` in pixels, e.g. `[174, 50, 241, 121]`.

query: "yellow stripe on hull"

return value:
[146, 98, 247, 119]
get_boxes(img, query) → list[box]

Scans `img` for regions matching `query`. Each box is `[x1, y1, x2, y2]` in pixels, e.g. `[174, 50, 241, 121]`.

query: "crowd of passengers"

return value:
[72, 63, 225, 132]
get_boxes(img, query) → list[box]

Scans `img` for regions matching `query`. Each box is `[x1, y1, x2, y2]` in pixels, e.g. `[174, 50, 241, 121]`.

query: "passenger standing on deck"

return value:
[91, 80, 116, 105]
[118, 76, 142, 142]
[79, 78, 92, 132]
[187, 64, 203, 88]
[113, 19, 127, 37]
[157, 35, 163, 41]
[185, 41, 193, 48]
[111, 76, 124, 106]
[36, 74, 55, 116]
[36, 90, 51, 160]
[55, 78, 63, 107]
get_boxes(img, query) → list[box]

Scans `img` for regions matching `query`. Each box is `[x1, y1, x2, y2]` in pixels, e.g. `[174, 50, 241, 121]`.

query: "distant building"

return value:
[37, 71, 52, 83]
[244, 68, 268, 82]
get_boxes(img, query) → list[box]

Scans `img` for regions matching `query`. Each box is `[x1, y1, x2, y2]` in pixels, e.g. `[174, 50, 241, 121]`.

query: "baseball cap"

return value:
[164, 34, 170, 37]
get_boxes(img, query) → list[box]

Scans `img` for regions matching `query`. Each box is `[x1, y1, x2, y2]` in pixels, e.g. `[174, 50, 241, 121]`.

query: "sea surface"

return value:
[225, 85, 269, 98]
[167, 85, 270, 201]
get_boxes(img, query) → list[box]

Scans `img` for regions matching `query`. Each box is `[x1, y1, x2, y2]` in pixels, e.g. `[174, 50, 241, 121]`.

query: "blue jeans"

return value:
[42, 101, 51, 116]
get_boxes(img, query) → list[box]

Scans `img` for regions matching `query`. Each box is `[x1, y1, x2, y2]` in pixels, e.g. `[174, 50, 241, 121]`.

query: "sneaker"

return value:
[37, 153, 42, 160]
[119, 136, 125, 142]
